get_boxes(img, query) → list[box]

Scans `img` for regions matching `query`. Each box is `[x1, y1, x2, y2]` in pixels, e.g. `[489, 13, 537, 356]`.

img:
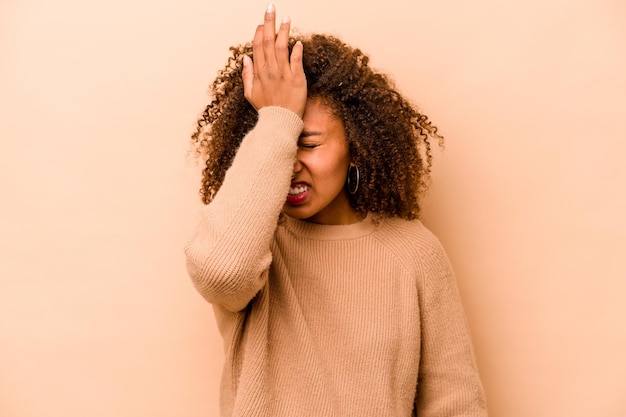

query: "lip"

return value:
[286, 182, 310, 205]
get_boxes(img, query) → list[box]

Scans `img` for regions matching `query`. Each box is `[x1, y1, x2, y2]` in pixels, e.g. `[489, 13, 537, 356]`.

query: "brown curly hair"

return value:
[191, 33, 443, 220]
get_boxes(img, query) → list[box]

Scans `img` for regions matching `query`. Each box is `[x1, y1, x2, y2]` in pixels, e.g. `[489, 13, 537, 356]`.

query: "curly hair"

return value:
[191, 33, 443, 220]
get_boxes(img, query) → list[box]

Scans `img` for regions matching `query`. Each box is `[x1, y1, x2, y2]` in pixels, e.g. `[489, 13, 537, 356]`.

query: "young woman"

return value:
[185, 5, 487, 416]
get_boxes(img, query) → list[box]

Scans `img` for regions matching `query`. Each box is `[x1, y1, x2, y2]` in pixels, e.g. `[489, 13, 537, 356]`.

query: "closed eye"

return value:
[298, 143, 318, 149]
[298, 131, 322, 149]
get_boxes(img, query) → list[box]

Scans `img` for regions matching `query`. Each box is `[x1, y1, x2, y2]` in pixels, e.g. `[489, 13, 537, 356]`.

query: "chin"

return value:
[283, 204, 317, 221]
[283, 209, 309, 220]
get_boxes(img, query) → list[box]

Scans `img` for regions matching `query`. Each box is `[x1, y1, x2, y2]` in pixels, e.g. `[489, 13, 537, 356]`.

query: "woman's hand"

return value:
[242, 4, 307, 118]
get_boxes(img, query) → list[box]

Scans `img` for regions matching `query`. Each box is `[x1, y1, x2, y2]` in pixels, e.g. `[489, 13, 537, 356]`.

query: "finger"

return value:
[275, 16, 291, 75]
[241, 55, 255, 106]
[262, 3, 278, 71]
[290, 40, 305, 79]
[251, 25, 265, 77]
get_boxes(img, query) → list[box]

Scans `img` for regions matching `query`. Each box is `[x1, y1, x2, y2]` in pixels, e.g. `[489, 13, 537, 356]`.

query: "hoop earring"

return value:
[347, 165, 360, 195]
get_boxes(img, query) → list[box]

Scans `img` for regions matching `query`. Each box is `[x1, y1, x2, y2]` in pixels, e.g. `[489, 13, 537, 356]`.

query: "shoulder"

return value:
[374, 216, 445, 256]
[372, 216, 452, 277]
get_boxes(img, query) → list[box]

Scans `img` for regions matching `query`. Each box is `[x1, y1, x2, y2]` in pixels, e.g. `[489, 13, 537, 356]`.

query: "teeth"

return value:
[288, 184, 309, 195]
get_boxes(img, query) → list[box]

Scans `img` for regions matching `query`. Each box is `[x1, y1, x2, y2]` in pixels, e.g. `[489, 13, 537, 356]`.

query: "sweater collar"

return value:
[281, 212, 376, 241]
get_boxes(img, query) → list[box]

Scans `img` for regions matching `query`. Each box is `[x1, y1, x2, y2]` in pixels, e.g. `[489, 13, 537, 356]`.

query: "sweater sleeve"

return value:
[184, 106, 304, 312]
[415, 236, 488, 416]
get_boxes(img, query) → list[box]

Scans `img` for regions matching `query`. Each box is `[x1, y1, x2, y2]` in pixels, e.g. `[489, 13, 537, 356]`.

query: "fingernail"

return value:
[282, 16, 290, 24]
[243, 55, 250, 66]
[266, 3, 274, 13]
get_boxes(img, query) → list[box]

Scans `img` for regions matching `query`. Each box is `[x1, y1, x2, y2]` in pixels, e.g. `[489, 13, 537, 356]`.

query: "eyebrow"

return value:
[299, 131, 323, 139]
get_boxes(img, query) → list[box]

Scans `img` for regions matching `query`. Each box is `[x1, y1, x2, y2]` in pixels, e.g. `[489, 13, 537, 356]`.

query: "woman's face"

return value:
[283, 98, 359, 225]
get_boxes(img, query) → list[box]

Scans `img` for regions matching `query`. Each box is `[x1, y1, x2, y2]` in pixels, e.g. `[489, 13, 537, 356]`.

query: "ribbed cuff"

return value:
[256, 106, 304, 144]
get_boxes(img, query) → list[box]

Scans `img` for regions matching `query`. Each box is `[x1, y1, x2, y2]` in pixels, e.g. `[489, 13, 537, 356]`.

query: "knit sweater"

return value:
[185, 107, 487, 417]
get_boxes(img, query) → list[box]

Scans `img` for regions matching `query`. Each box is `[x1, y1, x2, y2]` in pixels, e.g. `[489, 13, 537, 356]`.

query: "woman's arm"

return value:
[184, 5, 307, 312]
[184, 107, 303, 312]
[415, 235, 488, 416]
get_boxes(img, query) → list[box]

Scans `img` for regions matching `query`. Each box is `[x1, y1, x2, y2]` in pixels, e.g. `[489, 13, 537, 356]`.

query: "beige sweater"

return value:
[185, 107, 487, 417]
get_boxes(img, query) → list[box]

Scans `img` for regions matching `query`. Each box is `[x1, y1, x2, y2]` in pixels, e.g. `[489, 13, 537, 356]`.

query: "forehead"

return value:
[302, 98, 344, 131]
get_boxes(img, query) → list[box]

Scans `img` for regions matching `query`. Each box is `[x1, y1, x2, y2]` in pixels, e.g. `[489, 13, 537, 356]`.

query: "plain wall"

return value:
[1, 0, 624, 416]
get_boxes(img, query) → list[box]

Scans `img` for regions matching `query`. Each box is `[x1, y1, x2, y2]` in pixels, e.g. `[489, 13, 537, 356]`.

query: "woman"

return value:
[185, 5, 487, 416]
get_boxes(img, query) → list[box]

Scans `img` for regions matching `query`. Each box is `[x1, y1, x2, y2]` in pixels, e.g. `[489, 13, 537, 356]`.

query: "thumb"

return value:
[242, 55, 255, 104]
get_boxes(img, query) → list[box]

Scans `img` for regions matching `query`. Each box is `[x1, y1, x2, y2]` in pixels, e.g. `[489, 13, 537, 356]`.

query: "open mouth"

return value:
[286, 183, 310, 205]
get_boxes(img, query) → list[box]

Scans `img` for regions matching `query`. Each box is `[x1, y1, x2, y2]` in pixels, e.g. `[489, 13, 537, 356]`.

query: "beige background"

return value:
[1, 0, 625, 416]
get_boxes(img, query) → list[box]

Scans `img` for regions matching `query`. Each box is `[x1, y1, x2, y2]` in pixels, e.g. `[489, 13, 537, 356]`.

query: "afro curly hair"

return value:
[191, 33, 443, 220]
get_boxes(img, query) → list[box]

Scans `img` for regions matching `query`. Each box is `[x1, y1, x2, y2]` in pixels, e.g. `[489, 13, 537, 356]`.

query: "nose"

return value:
[292, 156, 303, 177]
